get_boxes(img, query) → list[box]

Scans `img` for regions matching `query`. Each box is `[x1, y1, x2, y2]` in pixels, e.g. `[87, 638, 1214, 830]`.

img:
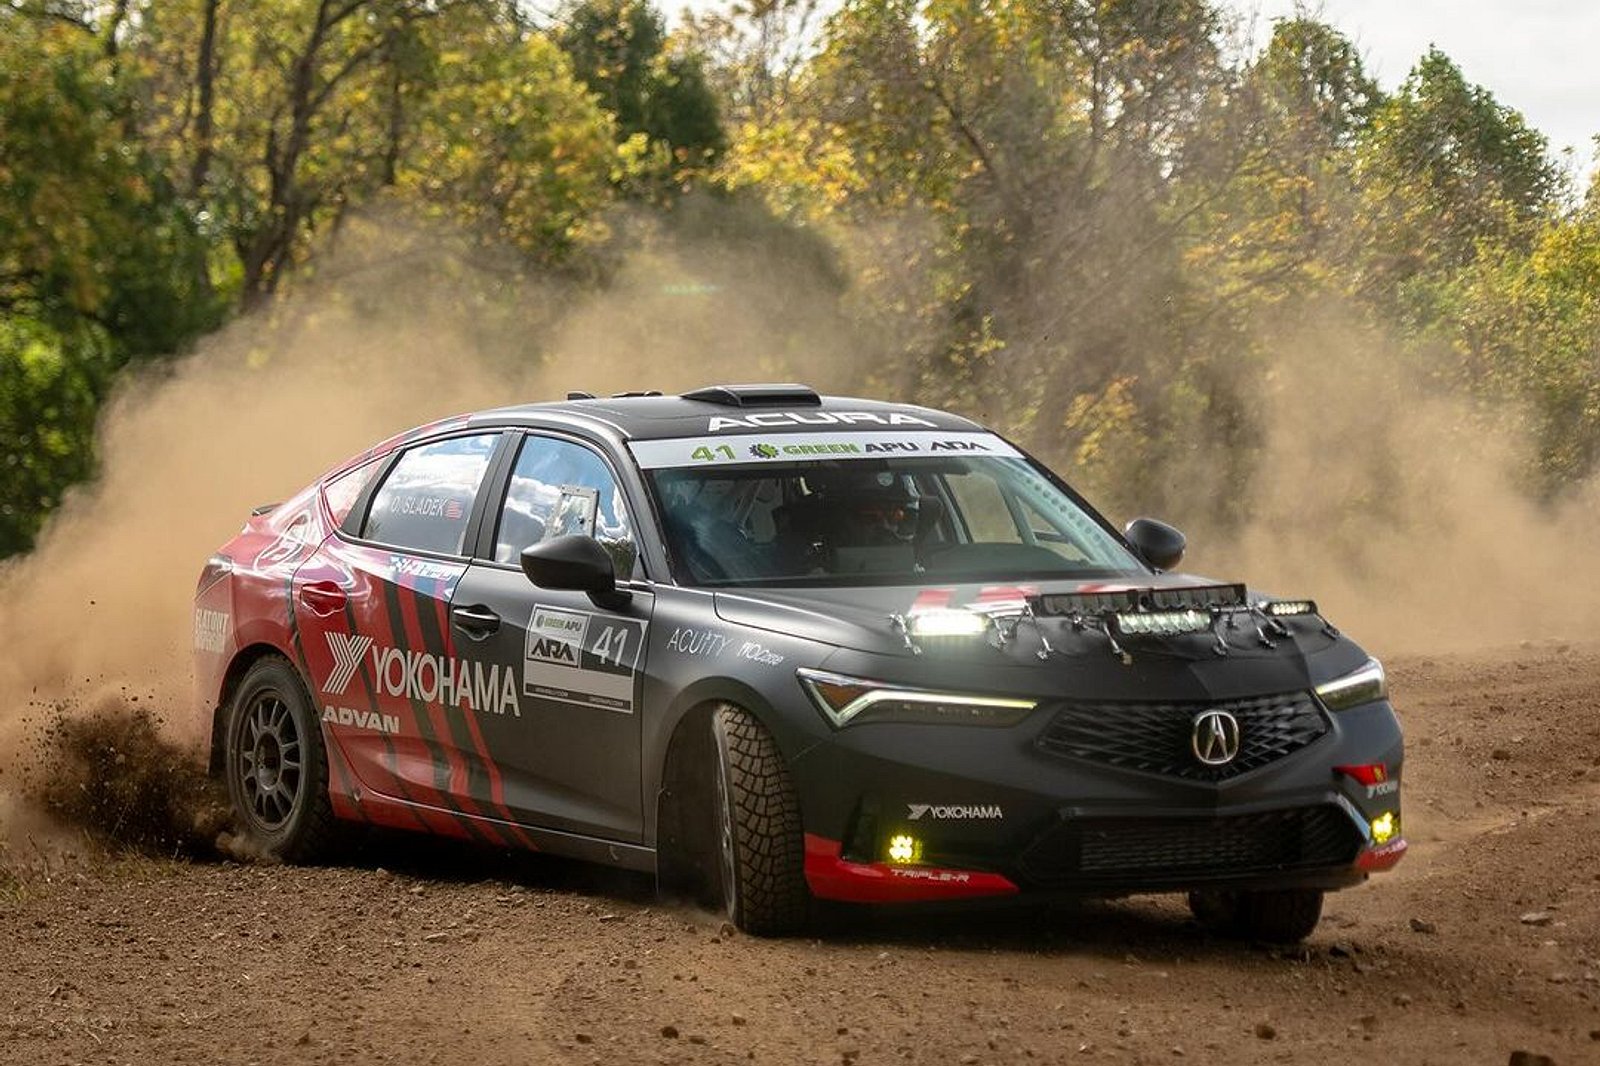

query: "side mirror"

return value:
[1125, 517, 1186, 571]
[520, 535, 631, 609]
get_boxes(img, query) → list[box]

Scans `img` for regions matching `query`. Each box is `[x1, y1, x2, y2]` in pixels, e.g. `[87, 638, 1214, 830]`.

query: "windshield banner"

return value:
[629, 431, 1023, 469]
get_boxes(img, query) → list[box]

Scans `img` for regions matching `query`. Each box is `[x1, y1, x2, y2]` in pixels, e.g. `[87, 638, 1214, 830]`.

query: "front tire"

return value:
[1188, 888, 1325, 943]
[224, 656, 343, 862]
[710, 705, 809, 935]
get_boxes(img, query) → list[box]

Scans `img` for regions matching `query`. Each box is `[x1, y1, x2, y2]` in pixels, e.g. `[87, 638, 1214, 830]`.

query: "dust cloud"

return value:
[1182, 303, 1600, 655]
[0, 207, 858, 856]
[0, 207, 1596, 858]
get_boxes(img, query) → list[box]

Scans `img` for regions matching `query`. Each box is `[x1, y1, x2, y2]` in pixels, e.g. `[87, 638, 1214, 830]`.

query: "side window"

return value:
[495, 436, 638, 577]
[323, 455, 384, 526]
[362, 434, 499, 555]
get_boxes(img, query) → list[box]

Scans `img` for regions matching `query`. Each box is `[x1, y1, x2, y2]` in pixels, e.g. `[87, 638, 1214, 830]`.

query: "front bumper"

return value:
[789, 697, 1406, 904]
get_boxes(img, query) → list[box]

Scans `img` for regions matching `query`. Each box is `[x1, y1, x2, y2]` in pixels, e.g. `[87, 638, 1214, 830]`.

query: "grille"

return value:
[1035, 692, 1328, 780]
[1017, 805, 1362, 889]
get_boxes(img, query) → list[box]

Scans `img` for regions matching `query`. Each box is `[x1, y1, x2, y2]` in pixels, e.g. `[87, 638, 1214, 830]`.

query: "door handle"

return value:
[298, 581, 347, 617]
[451, 604, 501, 638]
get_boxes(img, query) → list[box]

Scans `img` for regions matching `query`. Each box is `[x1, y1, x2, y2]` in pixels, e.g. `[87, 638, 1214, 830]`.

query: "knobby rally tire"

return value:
[1189, 888, 1325, 944]
[711, 705, 809, 936]
[225, 656, 344, 863]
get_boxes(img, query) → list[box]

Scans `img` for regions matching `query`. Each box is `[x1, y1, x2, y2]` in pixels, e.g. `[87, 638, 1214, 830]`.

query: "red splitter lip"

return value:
[802, 834, 1019, 903]
[1355, 837, 1408, 873]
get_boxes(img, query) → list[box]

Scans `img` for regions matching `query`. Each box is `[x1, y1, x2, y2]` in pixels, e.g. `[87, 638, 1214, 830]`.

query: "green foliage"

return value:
[557, 0, 726, 190]
[3, 0, 1600, 559]
[0, 11, 218, 554]
[1352, 49, 1561, 309]
[400, 27, 619, 259]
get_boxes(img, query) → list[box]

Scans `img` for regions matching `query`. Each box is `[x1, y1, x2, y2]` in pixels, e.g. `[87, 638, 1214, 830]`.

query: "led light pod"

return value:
[1370, 811, 1399, 845]
[886, 835, 922, 864]
[907, 609, 990, 638]
[1112, 608, 1210, 637]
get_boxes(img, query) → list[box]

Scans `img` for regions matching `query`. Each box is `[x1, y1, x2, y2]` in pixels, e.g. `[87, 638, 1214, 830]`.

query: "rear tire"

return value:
[1188, 888, 1324, 943]
[224, 657, 344, 863]
[711, 705, 809, 936]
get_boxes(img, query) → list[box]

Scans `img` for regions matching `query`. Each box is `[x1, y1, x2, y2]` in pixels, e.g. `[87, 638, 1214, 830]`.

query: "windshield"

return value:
[641, 447, 1145, 587]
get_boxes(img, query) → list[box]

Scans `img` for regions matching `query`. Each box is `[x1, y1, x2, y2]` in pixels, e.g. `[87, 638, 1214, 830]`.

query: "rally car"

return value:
[193, 384, 1404, 939]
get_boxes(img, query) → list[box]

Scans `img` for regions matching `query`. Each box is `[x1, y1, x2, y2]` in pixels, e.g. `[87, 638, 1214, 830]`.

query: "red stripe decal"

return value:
[437, 594, 533, 849]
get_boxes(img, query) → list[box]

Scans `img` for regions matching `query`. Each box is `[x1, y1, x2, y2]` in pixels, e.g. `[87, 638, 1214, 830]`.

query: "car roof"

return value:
[464, 384, 984, 442]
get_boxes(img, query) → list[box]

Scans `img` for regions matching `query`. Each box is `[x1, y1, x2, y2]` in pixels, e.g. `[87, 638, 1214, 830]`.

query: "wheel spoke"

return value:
[233, 685, 313, 833]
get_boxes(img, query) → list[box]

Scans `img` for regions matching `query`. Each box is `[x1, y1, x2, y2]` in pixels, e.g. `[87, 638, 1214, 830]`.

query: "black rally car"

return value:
[193, 384, 1404, 939]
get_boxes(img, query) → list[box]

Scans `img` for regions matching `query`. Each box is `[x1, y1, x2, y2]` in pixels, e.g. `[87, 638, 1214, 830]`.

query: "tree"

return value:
[0, 11, 216, 553]
[555, 0, 726, 190]
[1353, 48, 1560, 315]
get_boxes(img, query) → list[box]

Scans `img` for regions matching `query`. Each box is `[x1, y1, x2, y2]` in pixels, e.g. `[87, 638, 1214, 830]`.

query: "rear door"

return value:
[451, 431, 653, 842]
[295, 431, 522, 843]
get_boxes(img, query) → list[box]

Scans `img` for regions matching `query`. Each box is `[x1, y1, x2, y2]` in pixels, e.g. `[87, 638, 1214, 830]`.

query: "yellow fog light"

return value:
[1370, 811, 1398, 845]
[886, 834, 922, 864]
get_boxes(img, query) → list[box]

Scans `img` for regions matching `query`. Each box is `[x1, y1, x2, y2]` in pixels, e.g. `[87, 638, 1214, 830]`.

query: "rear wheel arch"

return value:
[210, 642, 301, 776]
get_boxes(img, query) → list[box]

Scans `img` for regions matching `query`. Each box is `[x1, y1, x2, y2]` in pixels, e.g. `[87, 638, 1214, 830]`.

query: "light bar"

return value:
[1112, 608, 1210, 636]
[908, 609, 990, 638]
[1264, 599, 1318, 617]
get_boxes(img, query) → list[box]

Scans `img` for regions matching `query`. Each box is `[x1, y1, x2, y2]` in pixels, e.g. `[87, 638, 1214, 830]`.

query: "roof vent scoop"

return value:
[681, 383, 822, 408]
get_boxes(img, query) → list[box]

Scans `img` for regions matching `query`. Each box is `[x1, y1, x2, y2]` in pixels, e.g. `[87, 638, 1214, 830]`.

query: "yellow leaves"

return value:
[1064, 376, 1147, 471]
[718, 118, 863, 221]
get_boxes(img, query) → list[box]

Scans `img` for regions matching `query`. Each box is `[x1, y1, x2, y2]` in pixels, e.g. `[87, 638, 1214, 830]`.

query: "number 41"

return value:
[592, 626, 629, 667]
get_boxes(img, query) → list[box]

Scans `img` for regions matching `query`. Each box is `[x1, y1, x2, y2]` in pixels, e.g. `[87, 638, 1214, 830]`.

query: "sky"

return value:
[1240, 1, 1599, 161]
[667, 0, 1599, 167]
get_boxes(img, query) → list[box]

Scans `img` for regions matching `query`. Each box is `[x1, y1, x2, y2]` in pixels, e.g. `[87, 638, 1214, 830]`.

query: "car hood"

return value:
[712, 574, 1371, 702]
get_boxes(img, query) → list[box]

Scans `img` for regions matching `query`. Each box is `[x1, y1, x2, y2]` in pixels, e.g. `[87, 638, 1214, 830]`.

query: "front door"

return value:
[451, 431, 652, 842]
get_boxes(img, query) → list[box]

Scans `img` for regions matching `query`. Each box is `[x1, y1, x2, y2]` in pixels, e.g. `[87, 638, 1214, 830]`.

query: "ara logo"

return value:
[527, 607, 589, 667]
[322, 705, 400, 734]
[324, 632, 375, 696]
[907, 803, 1004, 821]
[529, 637, 579, 665]
[707, 411, 938, 433]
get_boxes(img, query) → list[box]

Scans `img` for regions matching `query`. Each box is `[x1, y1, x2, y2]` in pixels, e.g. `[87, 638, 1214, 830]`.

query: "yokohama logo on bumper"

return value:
[907, 803, 1004, 820]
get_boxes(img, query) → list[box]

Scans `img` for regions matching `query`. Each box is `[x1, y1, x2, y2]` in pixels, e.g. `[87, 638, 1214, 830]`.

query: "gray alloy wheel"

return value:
[225, 657, 344, 862]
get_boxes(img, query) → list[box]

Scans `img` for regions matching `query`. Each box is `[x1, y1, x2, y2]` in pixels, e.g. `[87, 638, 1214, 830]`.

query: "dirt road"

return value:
[3, 645, 1598, 1066]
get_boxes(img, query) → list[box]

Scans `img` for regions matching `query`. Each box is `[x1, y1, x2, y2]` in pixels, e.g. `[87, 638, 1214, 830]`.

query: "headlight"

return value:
[1314, 658, 1387, 711]
[796, 669, 1036, 728]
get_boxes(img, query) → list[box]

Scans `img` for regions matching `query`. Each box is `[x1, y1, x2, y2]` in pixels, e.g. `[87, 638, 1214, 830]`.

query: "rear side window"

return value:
[494, 435, 638, 577]
[363, 434, 499, 555]
[323, 456, 384, 525]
